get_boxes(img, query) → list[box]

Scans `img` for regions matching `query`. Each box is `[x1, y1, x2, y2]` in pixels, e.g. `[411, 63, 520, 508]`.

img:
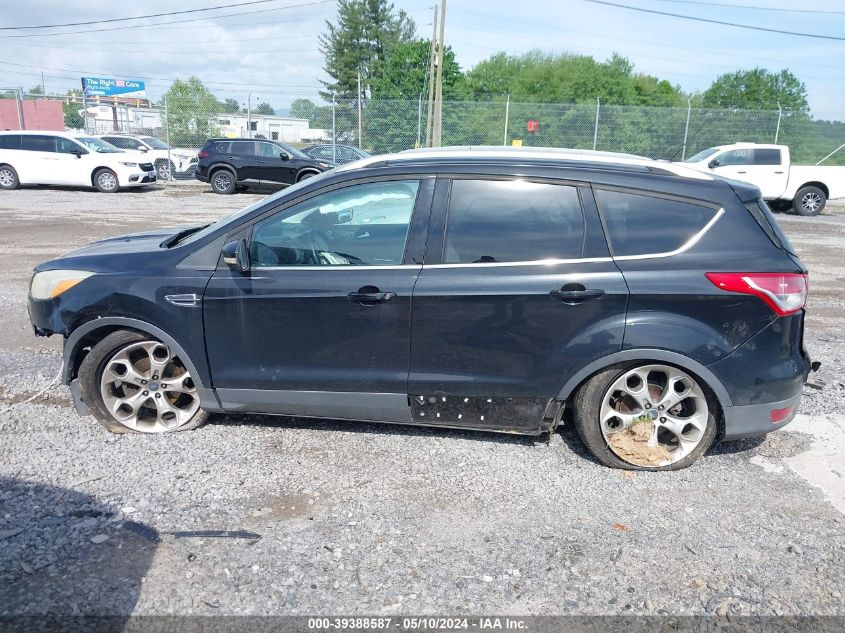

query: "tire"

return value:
[93, 168, 119, 193]
[572, 363, 718, 471]
[0, 165, 19, 190]
[210, 168, 237, 194]
[297, 170, 318, 182]
[793, 186, 826, 216]
[78, 330, 208, 434]
[155, 159, 175, 181]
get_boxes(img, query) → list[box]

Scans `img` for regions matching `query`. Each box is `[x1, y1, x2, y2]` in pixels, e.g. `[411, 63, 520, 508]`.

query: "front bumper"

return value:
[118, 169, 156, 187]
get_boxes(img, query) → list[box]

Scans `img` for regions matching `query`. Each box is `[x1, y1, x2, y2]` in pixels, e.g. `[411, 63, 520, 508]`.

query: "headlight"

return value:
[119, 161, 138, 167]
[317, 162, 334, 169]
[30, 270, 95, 300]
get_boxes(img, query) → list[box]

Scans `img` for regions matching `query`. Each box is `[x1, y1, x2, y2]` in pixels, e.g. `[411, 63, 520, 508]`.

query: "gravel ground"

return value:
[0, 183, 844, 619]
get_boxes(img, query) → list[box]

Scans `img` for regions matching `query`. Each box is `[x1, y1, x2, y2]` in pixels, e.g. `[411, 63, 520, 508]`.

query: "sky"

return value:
[1, 0, 844, 120]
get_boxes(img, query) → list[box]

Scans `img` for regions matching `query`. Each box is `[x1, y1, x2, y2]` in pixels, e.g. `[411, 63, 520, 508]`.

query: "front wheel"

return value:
[93, 168, 119, 193]
[793, 186, 826, 216]
[572, 363, 718, 470]
[78, 330, 208, 434]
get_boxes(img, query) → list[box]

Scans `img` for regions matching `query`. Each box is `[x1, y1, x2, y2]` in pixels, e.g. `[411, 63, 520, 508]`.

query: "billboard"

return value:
[81, 77, 146, 99]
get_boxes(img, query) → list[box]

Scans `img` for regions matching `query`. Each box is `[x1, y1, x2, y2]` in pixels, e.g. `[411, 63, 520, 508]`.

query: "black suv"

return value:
[28, 148, 814, 470]
[195, 138, 335, 194]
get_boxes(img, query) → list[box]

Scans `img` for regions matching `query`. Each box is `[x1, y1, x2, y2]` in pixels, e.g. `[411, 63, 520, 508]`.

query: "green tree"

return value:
[319, 0, 415, 99]
[369, 39, 465, 99]
[220, 98, 240, 113]
[62, 89, 84, 129]
[160, 77, 221, 146]
[702, 68, 809, 113]
[253, 101, 275, 115]
[290, 98, 317, 120]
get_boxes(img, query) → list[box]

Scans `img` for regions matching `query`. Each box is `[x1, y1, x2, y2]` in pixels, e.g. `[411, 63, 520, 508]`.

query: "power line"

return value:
[582, 0, 845, 41]
[0, 0, 297, 30]
[0, 0, 333, 39]
[650, 0, 845, 14]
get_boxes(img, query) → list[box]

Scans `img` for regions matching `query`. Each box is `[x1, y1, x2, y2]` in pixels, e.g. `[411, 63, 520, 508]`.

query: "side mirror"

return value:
[708, 159, 719, 169]
[71, 149, 84, 159]
[222, 238, 250, 273]
[279, 152, 290, 161]
[137, 145, 148, 152]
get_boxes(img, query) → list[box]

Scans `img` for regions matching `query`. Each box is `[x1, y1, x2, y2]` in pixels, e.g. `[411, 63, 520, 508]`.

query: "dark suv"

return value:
[28, 148, 814, 470]
[195, 138, 335, 194]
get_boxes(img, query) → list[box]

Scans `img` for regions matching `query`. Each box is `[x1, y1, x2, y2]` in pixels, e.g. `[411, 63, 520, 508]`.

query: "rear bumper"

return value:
[721, 392, 803, 440]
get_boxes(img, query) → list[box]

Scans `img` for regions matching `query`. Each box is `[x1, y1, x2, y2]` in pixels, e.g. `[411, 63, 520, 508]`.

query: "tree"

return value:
[319, 0, 415, 99]
[160, 77, 221, 146]
[62, 88, 84, 130]
[253, 101, 275, 115]
[369, 39, 465, 99]
[701, 68, 809, 113]
[220, 98, 240, 113]
[290, 98, 317, 120]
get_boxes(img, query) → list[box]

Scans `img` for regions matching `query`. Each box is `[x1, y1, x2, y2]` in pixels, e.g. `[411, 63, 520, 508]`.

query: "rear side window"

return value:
[753, 149, 781, 165]
[0, 135, 21, 149]
[104, 137, 136, 150]
[747, 199, 796, 255]
[231, 141, 256, 156]
[596, 190, 718, 257]
[444, 179, 585, 264]
[21, 135, 56, 152]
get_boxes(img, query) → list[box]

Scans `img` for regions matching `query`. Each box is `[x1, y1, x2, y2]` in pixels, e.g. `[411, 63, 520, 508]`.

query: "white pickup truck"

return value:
[677, 143, 845, 216]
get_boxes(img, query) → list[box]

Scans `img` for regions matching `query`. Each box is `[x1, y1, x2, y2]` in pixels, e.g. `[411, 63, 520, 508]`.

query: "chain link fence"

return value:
[1, 91, 844, 166]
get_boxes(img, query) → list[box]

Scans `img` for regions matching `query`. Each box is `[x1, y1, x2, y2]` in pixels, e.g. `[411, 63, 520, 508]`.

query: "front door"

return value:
[256, 141, 293, 185]
[203, 177, 433, 421]
[409, 177, 628, 431]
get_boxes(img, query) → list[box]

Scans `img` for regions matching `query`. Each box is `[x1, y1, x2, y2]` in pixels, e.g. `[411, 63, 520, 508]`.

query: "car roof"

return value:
[336, 146, 714, 180]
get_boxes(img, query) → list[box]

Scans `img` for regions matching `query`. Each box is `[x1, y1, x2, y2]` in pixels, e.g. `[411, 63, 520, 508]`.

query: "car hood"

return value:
[37, 226, 202, 270]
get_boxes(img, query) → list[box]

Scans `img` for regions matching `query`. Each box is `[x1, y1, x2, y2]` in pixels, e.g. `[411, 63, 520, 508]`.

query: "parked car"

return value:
[195, 138, 335, 194]
[98, 134, 198, 180]
[678, 142, 845, 216]
[0, 131, 156, 193]
[28, 146, 814, 470]
[302, 143, 371, 165]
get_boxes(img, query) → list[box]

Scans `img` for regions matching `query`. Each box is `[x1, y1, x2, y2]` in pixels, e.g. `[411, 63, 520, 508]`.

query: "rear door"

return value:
[409, 177, 628, 431]
[20, 135, 62, 184]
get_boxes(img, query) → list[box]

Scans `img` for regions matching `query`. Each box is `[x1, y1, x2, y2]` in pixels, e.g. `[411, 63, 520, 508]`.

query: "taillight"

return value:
[198, 150, 209, 158]
[706, 272, 808, 316]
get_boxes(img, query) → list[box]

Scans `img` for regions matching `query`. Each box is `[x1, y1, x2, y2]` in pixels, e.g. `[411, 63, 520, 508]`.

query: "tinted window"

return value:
[0, 135, 21, 150]
[753, 149, 781, 165]
[596, 190, 718, 257]
[103, 137, 135, 149]
[56, 137, 81, 154]
[444, 179, 584, 264]
[257, 142, 280, 158]
[231, 141, 256, 156]
[251, 180, 420, 267]
[21, 135, 56, 152]
[715, 149, 751, 166]
[211, 141, 231, 154]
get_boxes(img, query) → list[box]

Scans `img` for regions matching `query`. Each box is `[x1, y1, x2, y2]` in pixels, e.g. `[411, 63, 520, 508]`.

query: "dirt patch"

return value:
[607, 420, 672, 467]
[248, 494, 313, 521]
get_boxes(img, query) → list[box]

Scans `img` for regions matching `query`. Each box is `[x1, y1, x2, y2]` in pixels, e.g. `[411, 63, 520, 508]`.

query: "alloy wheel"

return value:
[99, 341, 200, 433]
[212, 172, 232, 191]
[0, 168, 14, 187]
[98, 171, 117, 191]
[599, 364, 709, 467]
[802, 192, 821, 214]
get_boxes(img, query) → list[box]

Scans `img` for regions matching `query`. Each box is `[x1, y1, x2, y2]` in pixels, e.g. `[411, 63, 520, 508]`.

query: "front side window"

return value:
[443, 179, 585, 264]
[257, 142, 280, 158]
[714, 149, 752, 166]
[21, 135, 56, 152]
[76, 137, 122, 153]
[595, 189, 718, 258]
[56, 137, 82, 154]
[250, 179, 420, 267]
[103, 137, 135, 150]
[140, 136, 169, 150]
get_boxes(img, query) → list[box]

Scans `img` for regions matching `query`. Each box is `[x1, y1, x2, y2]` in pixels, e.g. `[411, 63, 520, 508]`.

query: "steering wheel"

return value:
[309, 229, 333, 265]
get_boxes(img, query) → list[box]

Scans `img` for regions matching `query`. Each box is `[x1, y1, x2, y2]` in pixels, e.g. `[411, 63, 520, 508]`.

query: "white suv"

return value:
[98, 134, 197, 180]
[0, 131, 156, 193]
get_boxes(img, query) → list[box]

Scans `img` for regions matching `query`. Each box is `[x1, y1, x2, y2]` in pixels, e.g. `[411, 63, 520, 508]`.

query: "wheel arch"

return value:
[209, 162, 236, 177]
[89, 166, 115, 187]
[557, 349, 733, 415]
[795, 181, 829, 198]
[296, 168, 320, 182]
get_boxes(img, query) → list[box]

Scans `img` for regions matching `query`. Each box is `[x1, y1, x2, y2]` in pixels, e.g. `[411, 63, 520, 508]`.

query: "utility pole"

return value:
[425, 4, 438, 148]
[41, 72, 45, 95]
[357, 70, 363, 148]
[432, 0, 446, 147]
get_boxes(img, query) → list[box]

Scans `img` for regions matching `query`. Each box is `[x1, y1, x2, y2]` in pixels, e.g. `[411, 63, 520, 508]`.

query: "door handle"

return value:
[550, 287, 605, 304]
[347, 289, 396, 304]
[774, 171, 784, 174]
[737, 170, 747, 174]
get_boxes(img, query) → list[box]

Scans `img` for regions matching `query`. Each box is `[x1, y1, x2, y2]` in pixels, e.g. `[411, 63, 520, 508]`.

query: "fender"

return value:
[556, 348, 734, 413]
[62, 317, 221, 411]
[296, 168, 320, 182]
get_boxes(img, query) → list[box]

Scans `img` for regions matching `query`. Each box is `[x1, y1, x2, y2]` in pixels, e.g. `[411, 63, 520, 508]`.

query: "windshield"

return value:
[278, 142, 310, 161]
[76, 137, 123, 153]
[174, 169, 335, 247]
[141, 136, 170, 150]
[683, 147, 719, 163]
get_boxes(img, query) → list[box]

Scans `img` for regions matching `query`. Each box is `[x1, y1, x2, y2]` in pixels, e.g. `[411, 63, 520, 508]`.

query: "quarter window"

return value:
[596, 190, 718, 257]
[443, 179, 585, 264]
[250, 180, 420, 267]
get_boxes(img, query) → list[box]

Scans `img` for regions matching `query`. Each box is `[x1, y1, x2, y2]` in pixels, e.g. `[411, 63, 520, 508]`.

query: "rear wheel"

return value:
[79, 330, 208, 434]
[573, 363, 718, 470]
[0, 165, 19, 190]
[155, 159, 175, 180]
[93, 168, 119, 193]
[793, 186, 826, 216]
[210, 168, 236, 194]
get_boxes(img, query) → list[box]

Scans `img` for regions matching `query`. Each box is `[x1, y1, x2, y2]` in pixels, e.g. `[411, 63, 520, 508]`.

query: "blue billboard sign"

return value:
[81, 77, 146, 98]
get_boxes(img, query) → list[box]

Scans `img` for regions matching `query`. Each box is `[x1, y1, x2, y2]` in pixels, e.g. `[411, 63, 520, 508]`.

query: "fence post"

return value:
[163, 94, 172, 181]
[357, 70, 363, 148]
[417, 93, 423, 148]
[16, 88, 23, 130]
[774, 101, 782, 144]
[332, 94, 337, 163]
[592, 97, 600, 151]
[503, 94, 510, 146]
[681, 98, 691, 160]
